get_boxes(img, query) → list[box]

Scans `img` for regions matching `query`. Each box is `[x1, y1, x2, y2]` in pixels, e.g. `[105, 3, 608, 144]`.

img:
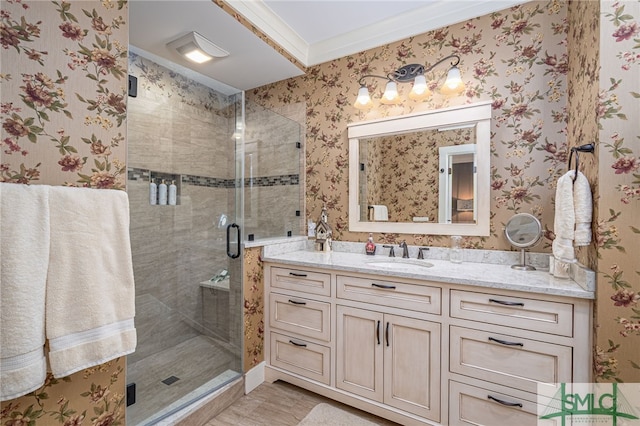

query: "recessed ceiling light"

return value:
[167, 31, 229, 64]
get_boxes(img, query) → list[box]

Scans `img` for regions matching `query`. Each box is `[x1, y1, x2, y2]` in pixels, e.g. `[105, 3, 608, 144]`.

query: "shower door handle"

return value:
[227, 223, 240, 259]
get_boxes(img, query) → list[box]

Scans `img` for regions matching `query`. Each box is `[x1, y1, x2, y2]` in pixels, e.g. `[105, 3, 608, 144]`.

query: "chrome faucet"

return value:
[418, 247, 430, 259]
[399, 241, 409, 258]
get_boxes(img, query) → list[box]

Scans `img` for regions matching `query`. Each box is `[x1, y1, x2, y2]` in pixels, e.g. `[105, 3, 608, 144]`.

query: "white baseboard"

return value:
[244, 361, 265, 394]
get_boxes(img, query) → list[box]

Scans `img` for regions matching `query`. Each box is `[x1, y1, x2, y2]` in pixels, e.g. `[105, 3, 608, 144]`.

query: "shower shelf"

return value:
[127, 167, 181, 206]
[199, 278, 230, 292]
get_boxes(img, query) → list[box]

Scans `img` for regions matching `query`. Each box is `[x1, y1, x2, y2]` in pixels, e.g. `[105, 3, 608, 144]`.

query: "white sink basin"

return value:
[366, 258, 434, 271]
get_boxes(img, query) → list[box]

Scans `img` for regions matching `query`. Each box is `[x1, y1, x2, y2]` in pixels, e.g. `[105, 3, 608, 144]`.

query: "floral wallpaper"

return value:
[592, 0, 640, 383]
[245, 0, 640, 383]
[242, 247, 265, 372]
[1, 0, 129, 424]
[1, 0, 128, 188]
[0, 362, 126, 426]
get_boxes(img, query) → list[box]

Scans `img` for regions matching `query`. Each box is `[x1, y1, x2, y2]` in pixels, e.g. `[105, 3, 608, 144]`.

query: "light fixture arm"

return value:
[353, 53, 464, 109]
[357, 54, 461, 86]
[357, 73, 392, 86]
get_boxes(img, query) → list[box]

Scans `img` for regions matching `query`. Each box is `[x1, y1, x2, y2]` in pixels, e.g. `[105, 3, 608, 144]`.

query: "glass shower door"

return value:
[126, 49, 243, 426]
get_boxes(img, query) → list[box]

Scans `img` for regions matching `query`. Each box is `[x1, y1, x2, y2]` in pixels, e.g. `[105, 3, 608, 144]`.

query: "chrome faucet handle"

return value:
[418, 247, 430, 259]
[399, 241, 409, 258]
[382, 245, 395, 257]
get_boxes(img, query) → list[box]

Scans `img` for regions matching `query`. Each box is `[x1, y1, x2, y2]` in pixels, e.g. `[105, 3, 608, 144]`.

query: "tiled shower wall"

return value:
[127, 51, 242, 362]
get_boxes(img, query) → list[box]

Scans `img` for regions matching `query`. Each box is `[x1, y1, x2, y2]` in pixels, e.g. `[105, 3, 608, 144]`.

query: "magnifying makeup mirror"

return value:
[504, 213, 542, 271]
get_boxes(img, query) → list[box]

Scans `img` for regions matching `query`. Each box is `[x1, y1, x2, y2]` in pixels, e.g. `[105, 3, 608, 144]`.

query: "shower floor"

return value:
[126, 335, 239, 426]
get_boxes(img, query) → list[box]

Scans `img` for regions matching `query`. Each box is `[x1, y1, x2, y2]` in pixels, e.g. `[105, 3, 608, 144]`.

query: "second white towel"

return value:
[0, 183, 48, 401]
[46, 186, 137, 378]
[552, 170, 592, 263]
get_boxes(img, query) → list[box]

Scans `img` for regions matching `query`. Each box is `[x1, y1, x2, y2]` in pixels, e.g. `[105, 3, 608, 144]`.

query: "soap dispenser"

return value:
[168, 180, 177, 205]
[365, 233, 376, 255]
[149, 178, 157, 205]
[158, 179, 168, 205]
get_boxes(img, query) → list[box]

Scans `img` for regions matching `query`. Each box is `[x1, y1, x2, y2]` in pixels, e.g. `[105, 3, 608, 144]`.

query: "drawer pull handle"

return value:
[289, 340, 307, 348]
[488, 395, 523, 408]
[489, 337, 524, 347]
[376, 320, 381, 345]
[289, 272, 308, 277]
[489, 298, 524, 307]
[288, 299, 306, 305]
[371, 283, 396, 290]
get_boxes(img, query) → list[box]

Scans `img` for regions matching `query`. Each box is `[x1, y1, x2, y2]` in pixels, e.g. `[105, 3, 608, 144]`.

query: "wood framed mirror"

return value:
[348, 101, 492, 236]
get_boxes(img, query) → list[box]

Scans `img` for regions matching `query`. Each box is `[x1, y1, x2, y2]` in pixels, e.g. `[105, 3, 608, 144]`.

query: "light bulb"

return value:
[380, 81, 399, 105]
[440, 66, 466, 96]
[354, 86, 373, 110]
[183, 48, 213, 64]
[409, 74, 431, 101]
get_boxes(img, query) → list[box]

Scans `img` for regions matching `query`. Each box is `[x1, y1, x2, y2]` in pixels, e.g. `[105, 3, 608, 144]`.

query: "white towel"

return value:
[552, 170, 592, 263]
[573, 171, 592, 246]
[46, 186, 136, 378]
[0, 183, 49, 401]
[370, 205, 388, 221]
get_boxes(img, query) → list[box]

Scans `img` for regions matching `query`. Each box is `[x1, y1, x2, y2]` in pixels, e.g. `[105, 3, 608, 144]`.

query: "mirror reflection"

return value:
[348, 101, 492, 236]
[359, 126, 476, 224]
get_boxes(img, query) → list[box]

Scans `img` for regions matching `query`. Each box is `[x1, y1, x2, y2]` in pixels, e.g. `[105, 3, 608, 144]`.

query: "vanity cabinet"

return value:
[267, 266, 332, 385]
[336, 306, 441, 421]
[263, 261, 592, 426]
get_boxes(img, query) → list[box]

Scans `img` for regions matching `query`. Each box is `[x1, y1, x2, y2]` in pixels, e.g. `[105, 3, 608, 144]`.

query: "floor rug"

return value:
[298, 403, 380, 425]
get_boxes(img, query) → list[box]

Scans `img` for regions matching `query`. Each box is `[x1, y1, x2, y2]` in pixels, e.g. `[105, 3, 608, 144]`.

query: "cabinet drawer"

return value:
[449, 381, 558, 426]
[269, 293, 331, 341]
[270, 332, 331, 385]
[450, 290, 574, 337]
[270, 267, 331, 297]
[450, 326, 572, 394]
[337, 275, 441, 314]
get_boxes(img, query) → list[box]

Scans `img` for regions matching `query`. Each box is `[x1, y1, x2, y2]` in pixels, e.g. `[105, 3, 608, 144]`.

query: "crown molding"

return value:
[229, 0, 309, 65]
[307, 0, 528, 66]
[232, 0, 528, 68]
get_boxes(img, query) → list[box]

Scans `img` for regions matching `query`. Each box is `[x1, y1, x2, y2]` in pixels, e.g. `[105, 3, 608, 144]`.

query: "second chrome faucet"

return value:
[399, 241, 409, 258]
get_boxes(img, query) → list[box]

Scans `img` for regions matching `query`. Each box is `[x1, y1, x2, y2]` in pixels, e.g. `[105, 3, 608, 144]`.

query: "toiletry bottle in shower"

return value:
[168, 180, 177, 205]
[149, 178, 157, 205]
[365, 233, 376, 255]
[158, 179, 168, 205]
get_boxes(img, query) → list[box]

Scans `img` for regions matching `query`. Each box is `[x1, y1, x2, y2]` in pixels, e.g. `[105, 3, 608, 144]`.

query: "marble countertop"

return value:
[262, 248, 595, 300]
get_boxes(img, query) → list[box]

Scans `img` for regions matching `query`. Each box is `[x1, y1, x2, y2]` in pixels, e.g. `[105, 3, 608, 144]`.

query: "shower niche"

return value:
[128, 168, 181, 206]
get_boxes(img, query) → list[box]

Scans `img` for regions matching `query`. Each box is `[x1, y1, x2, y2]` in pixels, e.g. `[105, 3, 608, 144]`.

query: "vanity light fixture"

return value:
[167, 31, 229, 64]
[354, 54, 465, 110]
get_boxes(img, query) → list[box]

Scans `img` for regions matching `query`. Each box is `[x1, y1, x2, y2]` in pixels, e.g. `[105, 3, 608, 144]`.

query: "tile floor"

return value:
[127, 335, 239, 425]
[204, 380, 399, 425]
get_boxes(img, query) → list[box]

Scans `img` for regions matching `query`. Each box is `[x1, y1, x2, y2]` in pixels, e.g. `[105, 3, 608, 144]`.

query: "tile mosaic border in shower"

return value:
[128, 168, 299, 188]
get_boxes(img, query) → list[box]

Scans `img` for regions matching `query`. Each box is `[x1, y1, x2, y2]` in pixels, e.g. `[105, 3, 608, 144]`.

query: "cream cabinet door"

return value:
[336, 306, 441, 422]
[336, 305, 384, 402]
[384, 314, 441, 422]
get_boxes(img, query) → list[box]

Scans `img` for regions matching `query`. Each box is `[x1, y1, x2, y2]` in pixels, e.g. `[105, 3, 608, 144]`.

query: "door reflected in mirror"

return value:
[438, 143, 476, 224]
